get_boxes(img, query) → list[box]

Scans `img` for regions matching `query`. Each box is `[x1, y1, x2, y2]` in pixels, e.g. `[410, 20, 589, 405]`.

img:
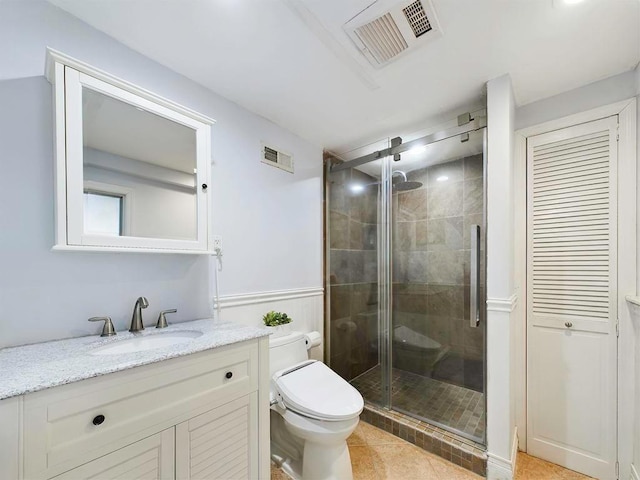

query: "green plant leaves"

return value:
[262, 310, 292, 326]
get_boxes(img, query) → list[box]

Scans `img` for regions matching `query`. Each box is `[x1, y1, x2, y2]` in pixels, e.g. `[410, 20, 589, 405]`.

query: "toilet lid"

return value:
[273, 361, 364, 421]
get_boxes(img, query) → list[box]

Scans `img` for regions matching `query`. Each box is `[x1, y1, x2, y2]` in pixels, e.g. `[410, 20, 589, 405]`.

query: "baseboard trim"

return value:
[487, 452, 513, 480]
[487, 427, 518, 480]
[511, 428, 519, 475]
[631, 463, 639, 480]
[487, 294, 518, 313]
[217, 287, 323, 308]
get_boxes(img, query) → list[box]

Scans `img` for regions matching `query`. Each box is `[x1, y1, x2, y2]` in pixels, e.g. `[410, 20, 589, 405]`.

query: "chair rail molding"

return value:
[487, 294, 518, 313]
[216, 287, 323, 309]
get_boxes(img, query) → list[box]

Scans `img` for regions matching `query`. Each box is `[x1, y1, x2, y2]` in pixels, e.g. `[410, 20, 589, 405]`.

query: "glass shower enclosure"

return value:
[325, 120, 487, 444]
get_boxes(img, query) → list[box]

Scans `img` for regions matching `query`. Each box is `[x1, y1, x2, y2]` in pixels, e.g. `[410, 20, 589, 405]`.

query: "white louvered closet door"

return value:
[526, 116, 618, 480]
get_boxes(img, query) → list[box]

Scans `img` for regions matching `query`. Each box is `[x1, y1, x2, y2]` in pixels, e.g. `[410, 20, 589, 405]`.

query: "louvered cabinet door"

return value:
[526, 116, 618, 479]
[175, 394, 258, 480]
[52, 429, 175, 480]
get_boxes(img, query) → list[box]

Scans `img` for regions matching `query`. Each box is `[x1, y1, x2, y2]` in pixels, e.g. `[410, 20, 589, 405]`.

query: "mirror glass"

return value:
[82, 87, 197, 241]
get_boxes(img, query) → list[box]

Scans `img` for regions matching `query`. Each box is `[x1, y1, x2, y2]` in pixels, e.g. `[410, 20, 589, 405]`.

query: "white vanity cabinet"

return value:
[52, 429, 176, 480]
[175, 394, 257, 479]
[0, 337, 270, 480]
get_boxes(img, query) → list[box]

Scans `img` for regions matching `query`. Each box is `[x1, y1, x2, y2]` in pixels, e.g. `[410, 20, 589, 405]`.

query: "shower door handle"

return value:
[470, 225, 481, 328]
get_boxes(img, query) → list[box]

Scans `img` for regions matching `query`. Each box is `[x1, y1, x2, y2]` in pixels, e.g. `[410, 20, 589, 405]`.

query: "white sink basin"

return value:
[91, 331, 203, 355]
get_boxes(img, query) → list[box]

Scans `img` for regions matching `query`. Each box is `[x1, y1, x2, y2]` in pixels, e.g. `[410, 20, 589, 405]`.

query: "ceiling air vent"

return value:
[345, 0, 442, 68]
[353, 13, 408, 65]
[261, 143, 294, 173]
[402, 0, 432, 38]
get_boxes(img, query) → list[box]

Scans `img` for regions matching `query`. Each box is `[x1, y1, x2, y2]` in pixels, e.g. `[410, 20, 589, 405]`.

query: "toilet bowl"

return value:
[393, 324, 449, 376]
[269, 332, 364, 480]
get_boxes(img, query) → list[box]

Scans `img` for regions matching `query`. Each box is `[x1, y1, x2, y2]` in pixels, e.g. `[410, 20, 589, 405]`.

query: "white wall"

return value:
[633, 299, 640, 480]
[634, 62, 640, 480]
[515, 69, 638, 131]
[486, 74, 518, 480]
[0, 1, 323, 348]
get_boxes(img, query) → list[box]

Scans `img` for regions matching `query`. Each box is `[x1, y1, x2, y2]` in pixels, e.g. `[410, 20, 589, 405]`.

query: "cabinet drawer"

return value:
[24, 341, 259, 479]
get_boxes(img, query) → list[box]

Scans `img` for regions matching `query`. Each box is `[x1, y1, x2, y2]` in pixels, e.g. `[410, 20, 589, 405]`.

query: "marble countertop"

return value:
[0, 319, 270, 400]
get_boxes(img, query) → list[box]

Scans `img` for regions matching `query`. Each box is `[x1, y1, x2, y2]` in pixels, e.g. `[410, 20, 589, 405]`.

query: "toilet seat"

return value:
[273, 360, 364, 422]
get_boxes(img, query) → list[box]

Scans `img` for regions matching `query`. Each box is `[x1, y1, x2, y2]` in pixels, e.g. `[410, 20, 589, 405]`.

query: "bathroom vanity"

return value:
[0, 48, 273, 479]
[0, 320, 270, 480]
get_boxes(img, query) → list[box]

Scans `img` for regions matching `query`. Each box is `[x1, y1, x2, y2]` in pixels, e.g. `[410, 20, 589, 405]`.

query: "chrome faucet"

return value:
[129, 297, 149, 332]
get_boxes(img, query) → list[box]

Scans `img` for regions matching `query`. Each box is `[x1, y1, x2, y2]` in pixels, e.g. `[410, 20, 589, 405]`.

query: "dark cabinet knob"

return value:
[92, 414, 105, 426]
[225, 371, 233, 379]
[202, 183, 208, 191]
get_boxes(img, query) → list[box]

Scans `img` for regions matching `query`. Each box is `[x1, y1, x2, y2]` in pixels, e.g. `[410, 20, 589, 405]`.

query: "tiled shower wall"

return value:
[327, 155, 485, 387]
[392, 154, 485, 372]
[328, 167, 379, 382]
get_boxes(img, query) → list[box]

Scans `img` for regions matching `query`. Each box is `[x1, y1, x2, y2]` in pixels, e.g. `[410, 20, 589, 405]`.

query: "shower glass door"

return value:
[389, 129, 486, 443]
[325, 139, 387, 406]
[326, 125, 486, 445]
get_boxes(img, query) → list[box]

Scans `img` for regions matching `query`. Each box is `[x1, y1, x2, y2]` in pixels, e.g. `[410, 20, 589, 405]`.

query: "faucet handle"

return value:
[89, 317, 116, 337]
[156, 309, 177, 329]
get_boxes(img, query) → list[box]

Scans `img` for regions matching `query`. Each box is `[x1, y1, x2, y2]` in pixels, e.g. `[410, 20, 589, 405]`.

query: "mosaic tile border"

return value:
[361, 403, 487, 477]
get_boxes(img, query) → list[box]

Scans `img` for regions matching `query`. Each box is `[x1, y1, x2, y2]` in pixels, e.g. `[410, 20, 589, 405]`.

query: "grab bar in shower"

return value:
[470, 225, 481, 328]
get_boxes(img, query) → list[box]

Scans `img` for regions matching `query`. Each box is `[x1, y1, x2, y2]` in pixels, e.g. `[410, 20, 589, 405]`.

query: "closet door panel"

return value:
[529, 327, 610, 455]
[526, 116, 618, 479]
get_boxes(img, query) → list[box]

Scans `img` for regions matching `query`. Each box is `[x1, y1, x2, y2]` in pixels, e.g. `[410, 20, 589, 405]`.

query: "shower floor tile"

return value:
[350, 365, 485, 441]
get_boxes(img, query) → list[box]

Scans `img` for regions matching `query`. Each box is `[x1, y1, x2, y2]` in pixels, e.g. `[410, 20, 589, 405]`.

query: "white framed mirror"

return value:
[46, 49, 215, 253]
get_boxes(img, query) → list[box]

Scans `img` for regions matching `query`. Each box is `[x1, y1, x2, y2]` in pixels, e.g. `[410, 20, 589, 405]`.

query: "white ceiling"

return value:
[49, 0, 640, 153]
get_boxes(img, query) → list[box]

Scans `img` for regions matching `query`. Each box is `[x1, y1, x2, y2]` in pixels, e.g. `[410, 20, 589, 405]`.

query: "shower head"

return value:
[392, 170, 423, 191]
[394, 181, 423, 191]
[392, 170, 408, 182]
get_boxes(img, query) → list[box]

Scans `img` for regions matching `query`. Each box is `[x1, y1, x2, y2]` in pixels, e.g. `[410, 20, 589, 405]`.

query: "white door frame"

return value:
[514, 98, 637, 477]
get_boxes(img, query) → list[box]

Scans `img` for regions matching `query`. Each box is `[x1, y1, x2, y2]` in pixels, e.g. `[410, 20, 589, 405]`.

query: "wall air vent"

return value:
[261, 143, 294, 173]
[344, 0, 442, 68]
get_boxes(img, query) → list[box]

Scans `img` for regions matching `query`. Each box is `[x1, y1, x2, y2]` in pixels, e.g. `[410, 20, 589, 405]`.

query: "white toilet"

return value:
[269, 331, 364, 480]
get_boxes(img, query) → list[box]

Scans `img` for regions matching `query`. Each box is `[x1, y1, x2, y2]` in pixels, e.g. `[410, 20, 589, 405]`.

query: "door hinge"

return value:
[615, 460, 619, 478]
[616, 320, 619, 337]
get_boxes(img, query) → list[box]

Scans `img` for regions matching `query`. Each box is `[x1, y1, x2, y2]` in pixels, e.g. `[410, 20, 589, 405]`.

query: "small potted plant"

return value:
[263, 311, 292, 338]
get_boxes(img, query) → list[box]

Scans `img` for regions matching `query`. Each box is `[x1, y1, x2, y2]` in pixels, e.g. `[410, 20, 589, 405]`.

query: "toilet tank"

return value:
[269, 332, 309, 377]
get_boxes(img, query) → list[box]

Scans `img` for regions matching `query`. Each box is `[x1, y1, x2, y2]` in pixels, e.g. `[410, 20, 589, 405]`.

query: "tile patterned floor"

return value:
[271, 420, 481, 480]
[351, 366, 485, 441]
[514, 453, 593, 480]
[361, 403, 486, 475]
[271, 422, 593, 480]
